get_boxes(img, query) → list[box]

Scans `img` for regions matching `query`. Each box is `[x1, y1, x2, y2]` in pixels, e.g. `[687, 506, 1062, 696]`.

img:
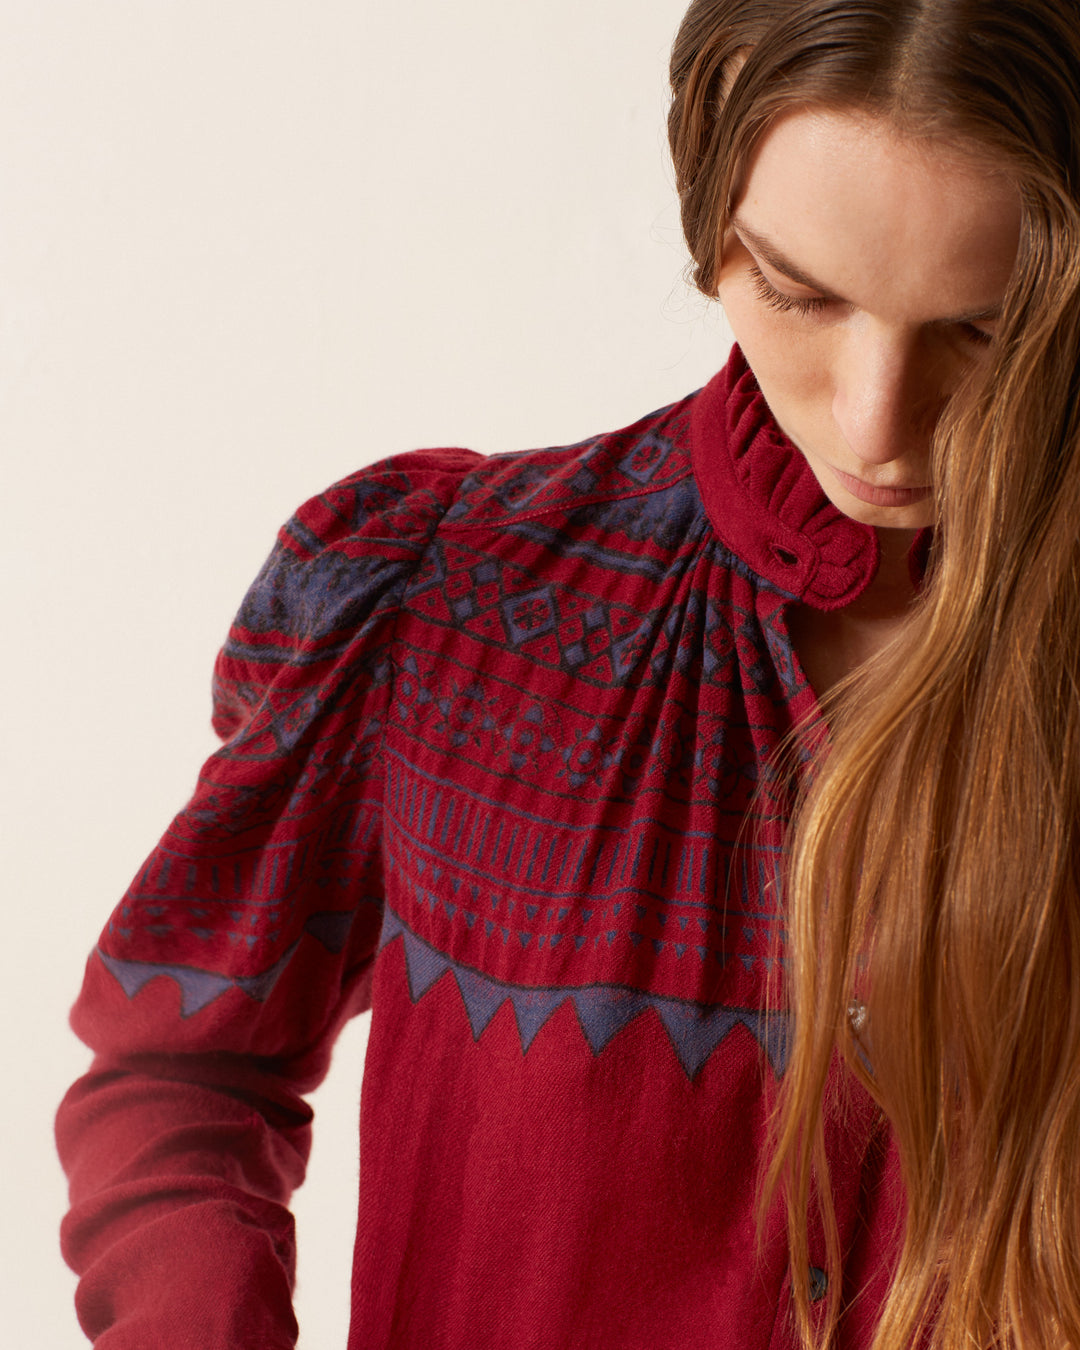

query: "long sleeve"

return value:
[56, 448, 481, 1348]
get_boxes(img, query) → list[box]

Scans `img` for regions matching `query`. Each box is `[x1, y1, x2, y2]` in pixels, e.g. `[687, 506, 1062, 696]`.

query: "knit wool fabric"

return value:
[58, 347, 904, 1350]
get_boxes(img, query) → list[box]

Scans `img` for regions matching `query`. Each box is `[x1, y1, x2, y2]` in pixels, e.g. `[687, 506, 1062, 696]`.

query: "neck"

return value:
[868, 527, 921, 611]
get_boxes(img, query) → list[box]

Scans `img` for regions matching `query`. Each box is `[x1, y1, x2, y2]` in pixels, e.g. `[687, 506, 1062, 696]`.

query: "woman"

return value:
[57, 2, 1080, 1347]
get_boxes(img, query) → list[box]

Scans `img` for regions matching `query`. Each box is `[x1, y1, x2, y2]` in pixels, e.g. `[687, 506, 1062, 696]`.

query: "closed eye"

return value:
[957, 322, 995, 348]
[748, 262, 831, 318]
[749, 260, 998, 349]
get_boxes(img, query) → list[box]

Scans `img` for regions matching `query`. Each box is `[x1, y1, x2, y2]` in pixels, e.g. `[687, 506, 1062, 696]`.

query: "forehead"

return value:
[735, 108, 1021, 322]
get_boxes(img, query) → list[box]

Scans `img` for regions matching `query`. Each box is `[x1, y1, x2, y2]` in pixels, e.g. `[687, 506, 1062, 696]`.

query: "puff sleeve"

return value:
[56, 448, 482, 1348]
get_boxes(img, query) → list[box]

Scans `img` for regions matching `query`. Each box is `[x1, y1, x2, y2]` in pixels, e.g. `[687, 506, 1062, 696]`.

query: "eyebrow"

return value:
[730, 215, 1004, 327]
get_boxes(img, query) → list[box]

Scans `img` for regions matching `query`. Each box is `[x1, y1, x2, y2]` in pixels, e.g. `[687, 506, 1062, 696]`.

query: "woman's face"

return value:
[716, 107, 1022, 531]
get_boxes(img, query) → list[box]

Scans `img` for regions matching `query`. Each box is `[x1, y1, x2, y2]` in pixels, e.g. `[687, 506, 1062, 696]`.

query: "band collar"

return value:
[691, 346, 881, 611]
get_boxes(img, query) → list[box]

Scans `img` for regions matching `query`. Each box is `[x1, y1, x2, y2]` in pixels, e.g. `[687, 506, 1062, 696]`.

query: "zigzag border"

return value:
[379, 908, 788, 1081]
[94, 908, 359, 1018]
[95, 903, 789, 1083]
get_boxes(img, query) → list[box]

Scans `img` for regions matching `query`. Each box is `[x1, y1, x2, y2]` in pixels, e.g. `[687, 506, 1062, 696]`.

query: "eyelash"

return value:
[748, 262, 830, 318]
[747, 260, 996, 347]
[959, 323, 995, 348]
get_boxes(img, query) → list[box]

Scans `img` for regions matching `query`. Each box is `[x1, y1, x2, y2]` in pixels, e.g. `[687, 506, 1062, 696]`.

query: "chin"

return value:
[839, 501, 931, 531]
[830, 492, 934, 532]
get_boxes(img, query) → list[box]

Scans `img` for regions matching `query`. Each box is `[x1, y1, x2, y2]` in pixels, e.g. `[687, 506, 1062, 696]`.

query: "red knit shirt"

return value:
[58, 347, 904, 1350]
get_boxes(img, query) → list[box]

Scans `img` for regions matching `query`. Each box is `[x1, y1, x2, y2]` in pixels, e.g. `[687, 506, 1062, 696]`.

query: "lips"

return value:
[830, 466, 931, 508]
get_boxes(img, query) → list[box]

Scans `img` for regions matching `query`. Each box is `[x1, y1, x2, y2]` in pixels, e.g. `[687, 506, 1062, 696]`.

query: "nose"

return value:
[831, 326, 943, 468]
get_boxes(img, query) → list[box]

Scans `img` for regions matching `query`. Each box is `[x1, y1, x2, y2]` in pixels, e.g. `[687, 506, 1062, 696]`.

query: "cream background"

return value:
[2, 3, 734, 1344]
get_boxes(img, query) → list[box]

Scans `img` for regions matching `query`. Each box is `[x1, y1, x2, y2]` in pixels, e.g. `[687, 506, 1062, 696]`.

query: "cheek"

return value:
[717, 282, 834, 421]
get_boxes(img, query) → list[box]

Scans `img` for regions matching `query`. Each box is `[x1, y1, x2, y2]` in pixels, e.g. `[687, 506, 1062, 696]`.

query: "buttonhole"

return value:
[771, 545, 799, 567]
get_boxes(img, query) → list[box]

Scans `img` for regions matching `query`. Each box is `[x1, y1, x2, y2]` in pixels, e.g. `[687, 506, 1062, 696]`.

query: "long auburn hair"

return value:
[669, 3, 1080, 1348]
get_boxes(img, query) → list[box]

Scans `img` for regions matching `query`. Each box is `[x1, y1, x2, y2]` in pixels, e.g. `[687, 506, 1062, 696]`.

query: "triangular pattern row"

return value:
[379, 908, 788, 1081]
[96, 906, 360, 1018]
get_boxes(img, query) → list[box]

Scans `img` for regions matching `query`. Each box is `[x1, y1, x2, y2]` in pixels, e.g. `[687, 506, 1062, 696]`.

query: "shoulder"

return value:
[228, 448, 486, 645]
[440, 391, 700, 541]
[277, 387, 700, 566]
[284, 446, 487, 561]
[255, 387, 703, 639]
[216, 392, 705, 727]
[212, 449, 484, 739]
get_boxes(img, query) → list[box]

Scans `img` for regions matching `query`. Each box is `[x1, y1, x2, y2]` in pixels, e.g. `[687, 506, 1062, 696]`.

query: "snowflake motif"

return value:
[272, 690, 323, 750]
[357, 487, 393, 517]
[500, 704, 555, 773]
[559, 725, 608, 789]
[697, 739, 757, 804]
[433, 679, 500, 750]
[628, 443, 662, 474]
[326, 720, 380, 788]
[512, 596, 551, 632]
[614, 627, 650, 676]
[618, 433, 672, 485]
[498, 467, 549, 509]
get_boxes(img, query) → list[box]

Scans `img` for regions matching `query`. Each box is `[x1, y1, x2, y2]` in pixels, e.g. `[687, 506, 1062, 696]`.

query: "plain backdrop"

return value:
[2, 3, 734, 1345]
